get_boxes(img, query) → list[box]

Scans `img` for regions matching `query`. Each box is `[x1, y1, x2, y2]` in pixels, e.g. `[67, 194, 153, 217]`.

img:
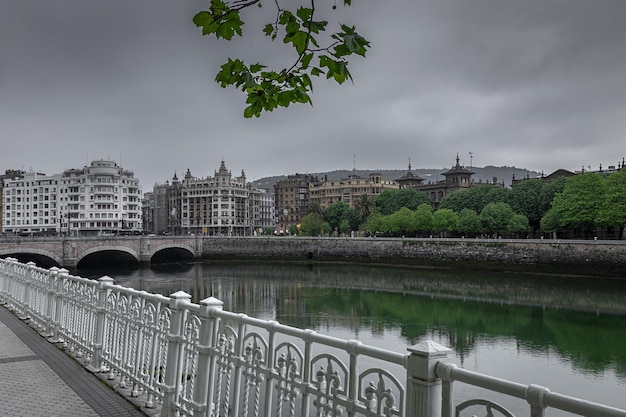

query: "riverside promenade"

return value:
[0, 305, 148, 417]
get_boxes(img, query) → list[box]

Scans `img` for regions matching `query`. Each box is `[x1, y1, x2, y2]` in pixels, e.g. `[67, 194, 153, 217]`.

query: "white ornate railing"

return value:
[0, 258, 624, 417]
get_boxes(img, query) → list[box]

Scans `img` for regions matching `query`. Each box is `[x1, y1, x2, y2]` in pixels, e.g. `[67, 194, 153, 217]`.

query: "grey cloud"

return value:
[1, 0, 625, 187]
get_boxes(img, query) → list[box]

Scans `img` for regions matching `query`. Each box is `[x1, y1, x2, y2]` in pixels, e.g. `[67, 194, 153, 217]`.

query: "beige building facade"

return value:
[149, 161, 274, 236]
[308, 172, 398, 210]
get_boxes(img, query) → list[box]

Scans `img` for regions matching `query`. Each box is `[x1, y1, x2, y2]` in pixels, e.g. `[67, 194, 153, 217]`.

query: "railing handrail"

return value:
[211, 308, 408, 366]
[436, 361, 626, 417]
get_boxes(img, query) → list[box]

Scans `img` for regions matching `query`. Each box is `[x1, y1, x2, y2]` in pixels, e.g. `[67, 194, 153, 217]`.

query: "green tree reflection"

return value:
[276, 286, 626, 377]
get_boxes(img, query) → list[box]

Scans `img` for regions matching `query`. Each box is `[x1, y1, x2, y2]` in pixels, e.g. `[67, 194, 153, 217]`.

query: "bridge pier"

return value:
[61, 258, 78, 269]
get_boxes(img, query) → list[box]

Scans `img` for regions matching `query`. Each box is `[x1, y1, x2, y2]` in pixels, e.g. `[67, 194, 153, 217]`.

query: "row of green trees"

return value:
[292, 169, 626, 239]
[541, 169, 626, 238]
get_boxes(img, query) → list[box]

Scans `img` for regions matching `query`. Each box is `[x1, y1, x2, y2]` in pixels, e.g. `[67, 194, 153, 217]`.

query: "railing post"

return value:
[51, 268, 69, 343]
[21, 261, 37, 320]
[190, 297, 223, 417]
[161, 290, 192, 417]
[526, 384, 549, 417]
[44, 267, 60, 337]
[5, 258, 18, 309]
[0, 258, 8, 304]
[406, 340, 452, 417]
[89, 276, 114, 372]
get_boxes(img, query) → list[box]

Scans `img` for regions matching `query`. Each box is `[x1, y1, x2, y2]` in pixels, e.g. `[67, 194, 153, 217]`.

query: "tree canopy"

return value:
[324, 202, 359, 234]
[439, 185, 510, 214]
[599, 168, 626, 236]
[374, 189, 432, 215]
[194, 0, 369, 117]
[479, 202, 515, 237]
[546, 173, 606, 238]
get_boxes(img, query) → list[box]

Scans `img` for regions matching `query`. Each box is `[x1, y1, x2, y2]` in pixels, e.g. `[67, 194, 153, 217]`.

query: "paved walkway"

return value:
[0, 305, 149, 417]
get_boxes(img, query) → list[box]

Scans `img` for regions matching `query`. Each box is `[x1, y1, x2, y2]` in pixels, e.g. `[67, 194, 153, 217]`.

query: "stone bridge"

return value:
[0, 236, 201, 268]
[1, 236, 625, 276]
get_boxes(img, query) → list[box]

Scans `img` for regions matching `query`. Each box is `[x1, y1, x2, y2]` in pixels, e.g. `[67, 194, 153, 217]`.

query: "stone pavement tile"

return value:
[0, 305, 148, 417]
[0, 360, 99, 417]
[0, 321, 35, 359]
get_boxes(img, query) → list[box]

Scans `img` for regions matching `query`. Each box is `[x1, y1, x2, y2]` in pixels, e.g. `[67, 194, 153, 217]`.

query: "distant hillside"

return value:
[250, 166, 541, 190]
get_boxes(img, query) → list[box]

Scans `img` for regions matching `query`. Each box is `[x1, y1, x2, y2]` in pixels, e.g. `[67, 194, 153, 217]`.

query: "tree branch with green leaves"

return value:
[193, 0, 370, 117]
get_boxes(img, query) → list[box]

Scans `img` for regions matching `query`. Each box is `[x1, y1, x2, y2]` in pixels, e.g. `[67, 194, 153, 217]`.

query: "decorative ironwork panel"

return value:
[455, 399, 516, 417]
[58, 277, 98, 358]
[273, 342, 304, 417]
[177, 313, 201, 415]
[211, 325, 239, 417]
[310, 353, 349, 417]
[357, 369, 404, 417]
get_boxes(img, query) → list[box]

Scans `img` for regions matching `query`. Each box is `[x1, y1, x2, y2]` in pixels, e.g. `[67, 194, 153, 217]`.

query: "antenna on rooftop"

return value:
[469, 152, 474, 168]
[353, 154, 357, 172]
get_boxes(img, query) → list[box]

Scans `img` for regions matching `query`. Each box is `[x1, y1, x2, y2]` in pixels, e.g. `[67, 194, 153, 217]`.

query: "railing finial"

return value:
[406, 340, 452, 417]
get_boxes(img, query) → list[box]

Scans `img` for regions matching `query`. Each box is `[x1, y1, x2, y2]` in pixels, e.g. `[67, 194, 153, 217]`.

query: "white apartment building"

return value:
[249, 186, 276, 234]
[2, 160, 142, 236]
[2, 171, 59, 235]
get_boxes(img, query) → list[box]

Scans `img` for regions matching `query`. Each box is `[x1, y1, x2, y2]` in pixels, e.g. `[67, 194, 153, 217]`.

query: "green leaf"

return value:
[279, 10, 294, 25]
[250, 63, 265, 73]
[263, 24, 274, 37]
[305, 20, 327, 34]
[310, 67, 324, 77]
[209, 0, 228, 14]
[242, 72, 256, 88]
[319, 55, 337, 79]
[296, 7, 313, 22]
[278, 90, 295, 106]
[333, 44, 350, 57]
[193, 0, 245, 41]
[294, 88, 311, 104]
[300, 52, 313, 69]
[285, 31, 309, 55]
[337, 61, 353, 84]
[243, 105, 255, 118]
[300, 73, 313, 90]
[215, 13, 244, 40]
[285, 21, 299, 36]
[193, 11, 212, 29]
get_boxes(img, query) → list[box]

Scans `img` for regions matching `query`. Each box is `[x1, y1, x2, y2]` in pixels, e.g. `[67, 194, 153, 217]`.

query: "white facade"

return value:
[249, 186, 276, 233]
[2, 160, 142, 236]
[2, 172, 59, 235]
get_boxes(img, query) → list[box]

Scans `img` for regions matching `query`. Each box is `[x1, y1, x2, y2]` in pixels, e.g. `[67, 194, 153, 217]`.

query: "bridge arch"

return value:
[77, 246, 140, 268]
[0, 248, 62, 268]
[149, 244, 196, 263]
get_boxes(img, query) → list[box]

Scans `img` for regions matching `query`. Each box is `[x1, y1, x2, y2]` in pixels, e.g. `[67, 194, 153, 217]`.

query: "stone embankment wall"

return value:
[201, 237, 626, 277]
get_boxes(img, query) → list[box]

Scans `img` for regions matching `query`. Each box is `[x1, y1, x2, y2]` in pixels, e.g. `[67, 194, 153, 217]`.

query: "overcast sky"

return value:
[2, 0, 625, 188]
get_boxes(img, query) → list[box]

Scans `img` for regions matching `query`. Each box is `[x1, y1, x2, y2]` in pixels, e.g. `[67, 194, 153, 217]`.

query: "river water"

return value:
[78, 261, 626, 413]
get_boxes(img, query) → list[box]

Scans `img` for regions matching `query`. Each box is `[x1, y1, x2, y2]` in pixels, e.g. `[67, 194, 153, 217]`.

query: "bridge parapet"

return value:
[0, 236, 200, 268]
[0, 258, 623, 417]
